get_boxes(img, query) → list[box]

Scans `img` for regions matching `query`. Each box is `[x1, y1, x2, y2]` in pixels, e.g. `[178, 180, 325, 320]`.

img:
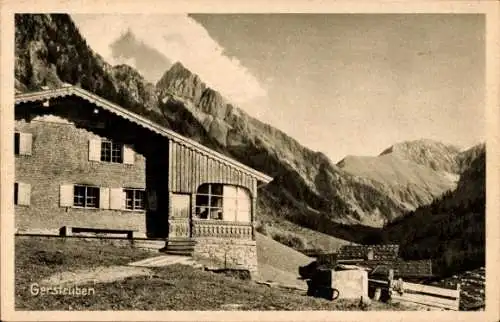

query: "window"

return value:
[100, 140, 123, 163]
[125, 189, 145, 210]
[196, 183, 223, 220]
[195, 183, 251, 222]
[89, 138, 134, 164]
[73, 185, 100, 208]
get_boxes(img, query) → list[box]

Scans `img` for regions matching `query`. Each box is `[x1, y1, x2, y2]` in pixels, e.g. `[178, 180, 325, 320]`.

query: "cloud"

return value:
[71, 14, 267, 105]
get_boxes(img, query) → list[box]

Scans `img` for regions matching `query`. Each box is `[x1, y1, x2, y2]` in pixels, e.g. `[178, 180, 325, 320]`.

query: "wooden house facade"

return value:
[14, 85, 272, 274]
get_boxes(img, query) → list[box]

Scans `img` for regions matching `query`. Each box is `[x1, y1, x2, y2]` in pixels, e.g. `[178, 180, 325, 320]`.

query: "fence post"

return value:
[387, 269, 394, 300]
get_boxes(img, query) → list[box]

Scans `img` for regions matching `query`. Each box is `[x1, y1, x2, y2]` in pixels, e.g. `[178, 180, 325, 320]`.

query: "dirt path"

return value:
[39, 265, 153, 286]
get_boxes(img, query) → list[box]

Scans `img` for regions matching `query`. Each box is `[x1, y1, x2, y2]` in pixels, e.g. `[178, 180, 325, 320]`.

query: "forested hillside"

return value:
[378, 147, 485, 276]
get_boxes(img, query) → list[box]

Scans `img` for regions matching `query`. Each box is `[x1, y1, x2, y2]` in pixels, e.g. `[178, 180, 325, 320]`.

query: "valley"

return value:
[14, 13, 486, 297]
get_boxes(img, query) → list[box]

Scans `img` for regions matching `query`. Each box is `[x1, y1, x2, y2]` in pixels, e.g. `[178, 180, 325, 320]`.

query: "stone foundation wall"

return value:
[193, 238, 258, 277]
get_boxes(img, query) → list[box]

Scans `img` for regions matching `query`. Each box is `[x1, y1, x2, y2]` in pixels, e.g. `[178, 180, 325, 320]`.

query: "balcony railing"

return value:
[192, 220, 252, 239]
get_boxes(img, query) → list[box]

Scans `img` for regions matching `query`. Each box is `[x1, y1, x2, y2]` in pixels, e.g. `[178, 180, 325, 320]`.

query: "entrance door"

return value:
[168, 193, 191, 238]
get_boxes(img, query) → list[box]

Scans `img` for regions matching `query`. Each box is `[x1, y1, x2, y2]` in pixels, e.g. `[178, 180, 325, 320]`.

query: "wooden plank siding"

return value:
[168, 140, 257, 197]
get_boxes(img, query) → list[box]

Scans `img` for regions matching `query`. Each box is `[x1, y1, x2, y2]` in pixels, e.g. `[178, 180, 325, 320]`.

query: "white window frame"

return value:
[195, 183, 251, 222]
[89, 138, 134, 164]
[124, 188, 146, 211]
[73, 185, 100, 209]
[195, 183, 224, 220]
[100, 139, 124, 163]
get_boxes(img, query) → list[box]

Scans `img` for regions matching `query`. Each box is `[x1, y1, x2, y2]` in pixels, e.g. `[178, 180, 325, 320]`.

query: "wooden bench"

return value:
[59, 226, 135, 239]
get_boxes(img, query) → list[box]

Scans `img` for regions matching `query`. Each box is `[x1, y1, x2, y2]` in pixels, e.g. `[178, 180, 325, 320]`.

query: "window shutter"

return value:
[123, 145, 135, 164]
[18, 182, 31, 206]
[60, 184, 74, 207]
[99, 187, 110, 209]
[110, 188, 125, 210]
[88, 138, 101, 161]
[236, 187, 251, 223]
[223, 186, 238, 221]
[19, 133, 32, 156]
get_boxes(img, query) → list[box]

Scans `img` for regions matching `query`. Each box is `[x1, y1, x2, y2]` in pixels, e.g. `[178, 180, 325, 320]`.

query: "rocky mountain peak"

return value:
[380, 139, 462, 173]
[156, 61, 207, 104]
[15, 13, 484, 235]
[112, 63, 143, 76]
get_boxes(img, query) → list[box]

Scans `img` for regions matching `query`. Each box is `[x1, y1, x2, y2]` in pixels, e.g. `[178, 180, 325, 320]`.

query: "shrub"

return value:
[255, 223, 268, 235]
[272, 233, 306, 250]
[32, 250, 65, 266]
[208, 268, 251, 280]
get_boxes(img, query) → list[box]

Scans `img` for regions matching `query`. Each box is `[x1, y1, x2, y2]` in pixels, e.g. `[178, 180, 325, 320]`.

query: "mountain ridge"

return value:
[379, 145, 485, 275]
[379, 139, 462, 173]
[14, 14, 484, 249]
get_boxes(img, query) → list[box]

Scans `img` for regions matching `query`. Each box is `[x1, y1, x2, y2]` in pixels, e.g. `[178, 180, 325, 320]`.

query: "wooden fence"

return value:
[390, 280, 460, 310]
[369, 269, 460, 311]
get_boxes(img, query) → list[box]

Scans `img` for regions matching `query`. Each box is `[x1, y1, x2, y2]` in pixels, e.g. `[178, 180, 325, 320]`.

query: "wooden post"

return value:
[387, 269, 394, 300]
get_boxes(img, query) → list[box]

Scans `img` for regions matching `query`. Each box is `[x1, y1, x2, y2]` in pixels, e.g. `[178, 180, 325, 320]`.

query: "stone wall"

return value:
[15, 116, 148, 233]
[333, 270, 368, 300]
[193, 238, 258, 277]
[337, 244, 400, 260]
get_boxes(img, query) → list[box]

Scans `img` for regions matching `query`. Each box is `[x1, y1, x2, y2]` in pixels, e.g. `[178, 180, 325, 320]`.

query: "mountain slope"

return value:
[379, 139, 462, 173]
[156, 63, 415, 227]
[14, 14, 482, 248]
[456, 143, 486, 173]
[379, 146, 485, 275]
[256, 232, 312, 288]
[337, 153, 458, 211]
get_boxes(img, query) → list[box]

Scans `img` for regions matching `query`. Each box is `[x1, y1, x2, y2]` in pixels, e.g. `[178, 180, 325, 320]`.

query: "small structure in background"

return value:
[300, 244, 460, 310]
[337, 244, 400, 262]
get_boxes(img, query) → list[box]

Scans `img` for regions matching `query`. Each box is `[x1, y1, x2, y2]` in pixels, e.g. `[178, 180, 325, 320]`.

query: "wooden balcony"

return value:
[192, 220, 253, 239]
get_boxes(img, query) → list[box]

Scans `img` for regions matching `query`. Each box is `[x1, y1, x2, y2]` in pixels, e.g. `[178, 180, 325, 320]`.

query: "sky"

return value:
[72, 14, 485, 163]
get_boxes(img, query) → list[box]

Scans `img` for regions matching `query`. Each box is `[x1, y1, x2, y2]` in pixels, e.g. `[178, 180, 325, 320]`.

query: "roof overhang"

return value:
[15, 85, 273, 184]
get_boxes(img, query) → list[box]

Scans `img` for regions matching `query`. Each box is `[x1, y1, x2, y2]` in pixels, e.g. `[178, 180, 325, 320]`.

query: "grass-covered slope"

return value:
[256, 233, 313, 288]
[15, 237, 412, 311]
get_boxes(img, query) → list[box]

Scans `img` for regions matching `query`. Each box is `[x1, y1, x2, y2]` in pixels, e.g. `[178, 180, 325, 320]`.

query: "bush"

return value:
[255, 223, 268, 235]
[272, 233, 306, 250]
[208, 268, 251, 280]
[32, 250, 65, 266]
